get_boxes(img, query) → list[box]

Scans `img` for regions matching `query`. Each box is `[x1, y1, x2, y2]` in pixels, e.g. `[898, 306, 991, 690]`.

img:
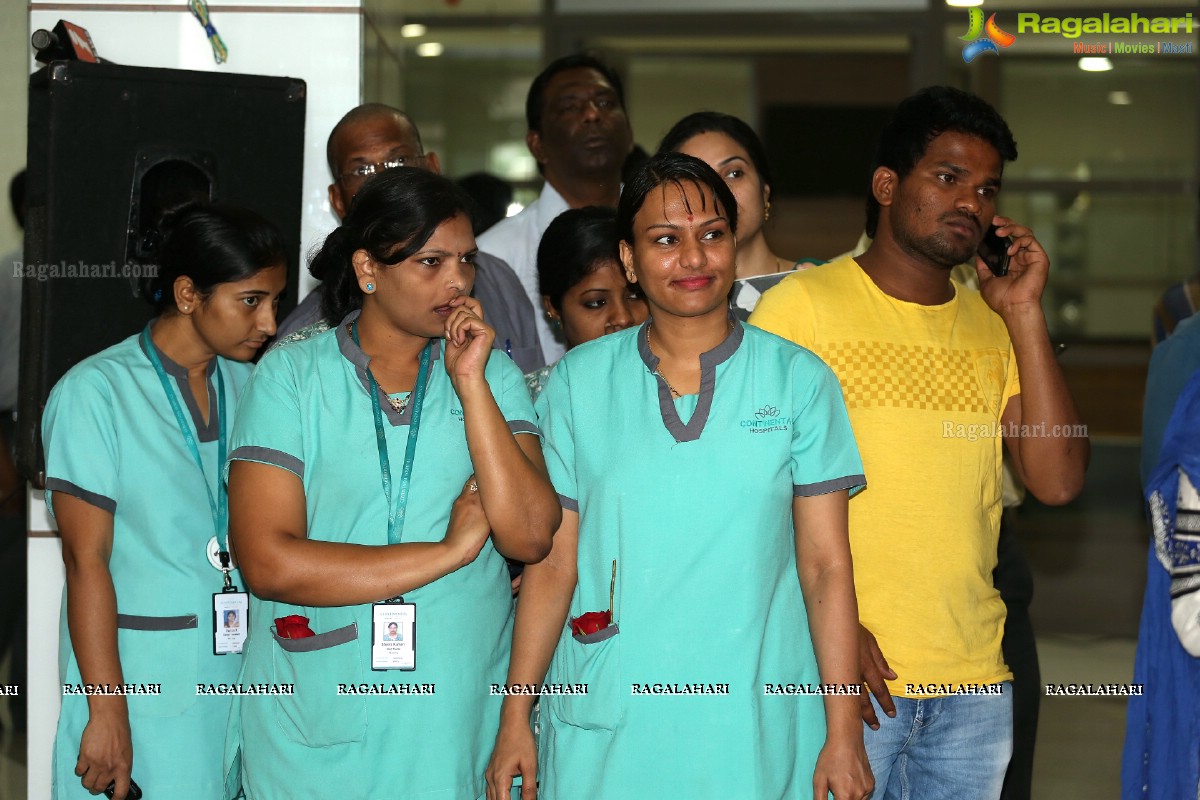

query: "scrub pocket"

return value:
[547, 625, 622, 731]
[271, 622, 365, 747]
[116, 613, 199, 718]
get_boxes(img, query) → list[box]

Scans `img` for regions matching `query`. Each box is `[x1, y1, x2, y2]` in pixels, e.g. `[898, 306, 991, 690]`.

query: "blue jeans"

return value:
[863, 682, 1013, 800]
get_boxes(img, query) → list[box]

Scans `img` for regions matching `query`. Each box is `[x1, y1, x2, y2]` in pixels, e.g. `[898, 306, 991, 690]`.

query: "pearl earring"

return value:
[365, 283, 375, 293]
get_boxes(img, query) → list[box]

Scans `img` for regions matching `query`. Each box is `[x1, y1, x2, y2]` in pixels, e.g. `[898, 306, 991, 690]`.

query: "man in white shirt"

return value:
[478, 54, 633, 364]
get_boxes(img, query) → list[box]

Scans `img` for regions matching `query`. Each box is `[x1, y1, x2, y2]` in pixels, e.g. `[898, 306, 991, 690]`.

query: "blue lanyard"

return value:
[140, 324, 228, 557]
[352, 321, 432, 545]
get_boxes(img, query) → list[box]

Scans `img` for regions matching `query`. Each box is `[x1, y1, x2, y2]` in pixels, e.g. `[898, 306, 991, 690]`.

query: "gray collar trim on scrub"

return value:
[335, 310, 443, 427]
[138, 332, 220, 443]
[636, 315, 744, 444]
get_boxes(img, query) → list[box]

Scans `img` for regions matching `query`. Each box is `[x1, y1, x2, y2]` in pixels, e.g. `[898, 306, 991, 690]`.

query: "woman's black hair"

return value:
[616, 152, 738, 247]
[142, 203, 287, 314]
[537, 206, 620, 313]
[657, 111, 774, 190]
[311, 167, 476, 324]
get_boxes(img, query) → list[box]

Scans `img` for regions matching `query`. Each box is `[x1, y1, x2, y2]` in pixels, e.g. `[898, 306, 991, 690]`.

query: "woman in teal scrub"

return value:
[225, 168, 560, 799]
[486, 153, 873, 800]
[44, 203, 287, 800]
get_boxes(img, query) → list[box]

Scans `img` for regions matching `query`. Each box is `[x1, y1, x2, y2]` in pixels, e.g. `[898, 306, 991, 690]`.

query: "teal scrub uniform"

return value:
[225, 312, 538, 800]
[43, 334, 251, 800]
[534, 321, 865, 799]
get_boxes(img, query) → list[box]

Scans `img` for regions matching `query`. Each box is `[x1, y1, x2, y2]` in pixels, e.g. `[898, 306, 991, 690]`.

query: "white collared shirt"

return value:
[478, 182, 570, 364]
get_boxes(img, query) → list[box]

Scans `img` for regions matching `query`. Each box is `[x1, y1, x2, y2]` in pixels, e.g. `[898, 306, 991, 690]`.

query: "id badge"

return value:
[372, 602, 416, 671]
[213, 591, 249, 655]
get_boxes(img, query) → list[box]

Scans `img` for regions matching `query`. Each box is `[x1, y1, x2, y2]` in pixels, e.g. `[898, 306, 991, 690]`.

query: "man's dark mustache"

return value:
[941, 212, 981, 234]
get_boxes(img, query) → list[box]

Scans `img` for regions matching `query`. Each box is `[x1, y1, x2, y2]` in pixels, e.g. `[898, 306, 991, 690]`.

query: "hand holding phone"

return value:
[977, 223, 1012, 278]
[104, 778, 142, 799]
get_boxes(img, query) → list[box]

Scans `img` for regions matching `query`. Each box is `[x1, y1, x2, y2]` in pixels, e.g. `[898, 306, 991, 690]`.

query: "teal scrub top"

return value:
[225, 312, 538, 800]
[534, 321, 865, 799]
[43, 333, 250, 800]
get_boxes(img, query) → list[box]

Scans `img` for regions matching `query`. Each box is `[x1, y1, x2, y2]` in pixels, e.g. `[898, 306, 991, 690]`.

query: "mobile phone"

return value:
[103, 779, 142, 799]
[977, 224, 1012, 278]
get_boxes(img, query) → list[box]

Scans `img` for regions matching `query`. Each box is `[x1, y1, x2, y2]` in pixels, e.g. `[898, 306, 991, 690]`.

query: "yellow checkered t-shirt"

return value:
[750, 256, 1020, 697]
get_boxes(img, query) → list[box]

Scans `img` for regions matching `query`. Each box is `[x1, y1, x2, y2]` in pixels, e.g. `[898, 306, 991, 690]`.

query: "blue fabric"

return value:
[863, 683, 1013, 799]
[1140, 314, 1200, 484]
[1123, 321, 1200, 800]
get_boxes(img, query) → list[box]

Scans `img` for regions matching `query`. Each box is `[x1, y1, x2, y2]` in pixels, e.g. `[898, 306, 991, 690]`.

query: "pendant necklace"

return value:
[647, 319, 735, 399]
[349, 322, 414, 414]
[647, 323, 684, 398]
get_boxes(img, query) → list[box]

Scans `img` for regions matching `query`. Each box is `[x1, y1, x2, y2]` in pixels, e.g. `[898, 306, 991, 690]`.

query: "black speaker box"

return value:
[18, 61, 307, 484]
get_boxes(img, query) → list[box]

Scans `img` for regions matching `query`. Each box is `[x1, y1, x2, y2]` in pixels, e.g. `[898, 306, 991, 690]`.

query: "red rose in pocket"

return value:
[274, 614, 315, 639]
[570, 611, 612, 637]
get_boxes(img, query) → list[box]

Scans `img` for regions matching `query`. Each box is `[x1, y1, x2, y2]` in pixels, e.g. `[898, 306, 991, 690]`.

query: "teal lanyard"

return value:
[352, 321, 432, 545]
[140, 324, 228, 564]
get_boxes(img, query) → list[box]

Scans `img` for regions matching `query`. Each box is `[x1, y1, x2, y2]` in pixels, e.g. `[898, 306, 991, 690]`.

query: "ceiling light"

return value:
[416, 42, 444, 58]
[945, 0, 983, 7]
[1108, 91, 1132, 105]
[1079, 57, 1113, 72]
[401, 24, 427, 38]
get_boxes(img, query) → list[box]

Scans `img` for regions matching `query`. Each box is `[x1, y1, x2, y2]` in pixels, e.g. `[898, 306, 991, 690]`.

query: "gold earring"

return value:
[764, 200, 771, 223]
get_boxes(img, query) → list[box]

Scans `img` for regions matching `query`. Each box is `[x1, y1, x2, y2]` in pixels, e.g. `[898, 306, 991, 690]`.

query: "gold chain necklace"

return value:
[646, 323, 683, 398]
[648, 321, 731, 398]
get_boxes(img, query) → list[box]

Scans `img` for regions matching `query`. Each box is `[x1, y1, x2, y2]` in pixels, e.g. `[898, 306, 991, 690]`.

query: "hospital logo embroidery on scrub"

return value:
[742, 405, 787, 434]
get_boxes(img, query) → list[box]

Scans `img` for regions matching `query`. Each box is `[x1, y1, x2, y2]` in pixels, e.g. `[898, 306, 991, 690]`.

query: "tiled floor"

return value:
[1021, 442, 1149, 799]
[1033, 635, 1135, 799]
[0, 730, 24, 800]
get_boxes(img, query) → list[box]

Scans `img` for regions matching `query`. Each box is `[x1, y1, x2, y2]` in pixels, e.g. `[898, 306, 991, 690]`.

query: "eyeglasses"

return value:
[339, 155, 424, 182]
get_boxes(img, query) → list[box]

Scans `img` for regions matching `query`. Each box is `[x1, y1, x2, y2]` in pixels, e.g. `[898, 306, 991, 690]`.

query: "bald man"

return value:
[275, 104, 543, 372]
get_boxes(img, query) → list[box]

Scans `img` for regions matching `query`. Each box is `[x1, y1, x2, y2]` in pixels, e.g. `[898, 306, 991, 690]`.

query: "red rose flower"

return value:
[570, 611, 612, 637]
[274, 614, 315, 639]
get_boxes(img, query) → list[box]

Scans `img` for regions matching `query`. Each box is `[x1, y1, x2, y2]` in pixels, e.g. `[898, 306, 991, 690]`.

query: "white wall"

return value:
[0, 2, 28, 255]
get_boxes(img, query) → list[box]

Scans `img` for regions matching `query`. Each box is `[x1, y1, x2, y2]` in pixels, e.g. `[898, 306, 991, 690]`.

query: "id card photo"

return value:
[372, 602, 416, 671]
[213, 591, 249, 655]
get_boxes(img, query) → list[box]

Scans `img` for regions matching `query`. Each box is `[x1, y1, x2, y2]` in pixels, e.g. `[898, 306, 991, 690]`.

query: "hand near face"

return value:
[975, 216, 1051, 319]
[443, 296, 494, 391]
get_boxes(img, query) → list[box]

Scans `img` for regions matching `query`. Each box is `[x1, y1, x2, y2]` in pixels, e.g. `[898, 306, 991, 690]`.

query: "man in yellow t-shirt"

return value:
[751, 86, 1089, 800]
